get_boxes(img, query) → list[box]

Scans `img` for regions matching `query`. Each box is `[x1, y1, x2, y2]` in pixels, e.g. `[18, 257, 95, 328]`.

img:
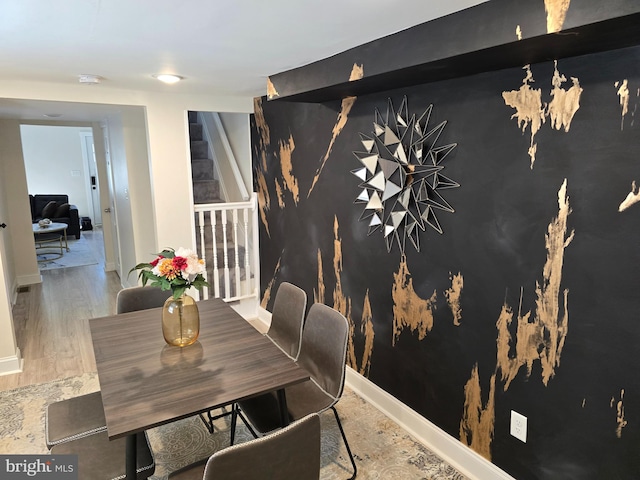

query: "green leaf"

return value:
[172, 286, 186, 299]
[128, 262, 153, 278]
[158, 248, 175, 259]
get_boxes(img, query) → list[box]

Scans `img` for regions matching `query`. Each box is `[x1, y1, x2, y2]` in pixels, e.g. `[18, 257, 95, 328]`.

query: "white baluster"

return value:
[243, 207, 250, 298]
[197, 211, 209, 300]
[212, 210, 220, 298]
[222, 210, 230, 300]
[233, 209, 241, 299]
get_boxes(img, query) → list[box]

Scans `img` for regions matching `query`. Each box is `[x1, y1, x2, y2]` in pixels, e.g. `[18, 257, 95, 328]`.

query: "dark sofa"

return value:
[30, 194, 81, 239]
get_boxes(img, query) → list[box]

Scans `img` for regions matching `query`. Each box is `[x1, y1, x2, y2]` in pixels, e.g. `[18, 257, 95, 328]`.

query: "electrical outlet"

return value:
[510, 410, 527, 443]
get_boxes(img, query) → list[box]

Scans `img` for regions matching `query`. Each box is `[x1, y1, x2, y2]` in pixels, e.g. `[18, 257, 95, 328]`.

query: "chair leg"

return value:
[230, 403, 259, 446]
[230, 404, 238, 446]
[199, 412, 214, 434]
[237, 408, 259, 439]
[199, 407, 233, 434]
[331, 406, 357, 479]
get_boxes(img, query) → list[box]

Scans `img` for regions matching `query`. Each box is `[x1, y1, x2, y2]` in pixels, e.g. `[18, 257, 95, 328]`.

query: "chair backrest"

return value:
[203, 413, 320, 480]
[266, 282, 307, 360]
[116, 286, 169, 314]
[297, 303, 349, 401]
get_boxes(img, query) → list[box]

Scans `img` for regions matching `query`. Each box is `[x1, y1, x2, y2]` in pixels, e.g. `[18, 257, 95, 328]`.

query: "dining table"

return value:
[89, 297, 310, 480]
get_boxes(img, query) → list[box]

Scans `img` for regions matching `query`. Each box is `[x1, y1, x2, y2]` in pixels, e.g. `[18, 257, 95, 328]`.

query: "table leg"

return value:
[125, 434, 137, 480]
[276, 388, 289, 427]
[63, 228, 69, 252]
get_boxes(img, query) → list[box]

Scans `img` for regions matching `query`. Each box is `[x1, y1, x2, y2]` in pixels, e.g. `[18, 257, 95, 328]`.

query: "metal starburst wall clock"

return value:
[352, 96, 459, 253]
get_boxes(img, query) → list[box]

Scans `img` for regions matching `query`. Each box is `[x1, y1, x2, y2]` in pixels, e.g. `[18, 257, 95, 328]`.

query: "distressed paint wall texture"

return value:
[250, 45, 640, 479]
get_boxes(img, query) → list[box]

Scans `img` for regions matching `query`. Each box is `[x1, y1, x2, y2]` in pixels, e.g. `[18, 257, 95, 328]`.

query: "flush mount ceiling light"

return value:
[153, 74, 183, 84]
[78, 74, 102, 85]
[43, 113, 62, 118]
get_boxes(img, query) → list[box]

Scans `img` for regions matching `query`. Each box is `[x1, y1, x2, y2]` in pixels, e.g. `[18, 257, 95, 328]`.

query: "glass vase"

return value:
[162, 293, 200, 347]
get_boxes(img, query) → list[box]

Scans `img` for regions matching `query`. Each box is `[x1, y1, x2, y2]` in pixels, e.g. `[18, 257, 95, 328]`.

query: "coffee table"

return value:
[90, 297, 310, 480]
[32, 222, 69, 261]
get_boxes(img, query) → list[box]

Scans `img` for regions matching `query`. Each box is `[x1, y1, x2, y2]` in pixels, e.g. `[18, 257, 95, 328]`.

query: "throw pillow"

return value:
[54, 203, 70, 218]
[41, 201, 58, 219]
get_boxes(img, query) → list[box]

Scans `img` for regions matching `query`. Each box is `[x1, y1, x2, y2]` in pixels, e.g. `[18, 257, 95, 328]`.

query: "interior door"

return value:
[81, 133, 102, 226]
[102, 125, 121, 274]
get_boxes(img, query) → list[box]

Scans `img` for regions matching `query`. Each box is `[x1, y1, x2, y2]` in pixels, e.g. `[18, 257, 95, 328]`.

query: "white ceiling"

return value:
[0, 0, 485, 120]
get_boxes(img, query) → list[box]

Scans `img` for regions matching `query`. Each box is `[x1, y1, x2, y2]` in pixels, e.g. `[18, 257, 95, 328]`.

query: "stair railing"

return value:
[194, 193, 259, 302]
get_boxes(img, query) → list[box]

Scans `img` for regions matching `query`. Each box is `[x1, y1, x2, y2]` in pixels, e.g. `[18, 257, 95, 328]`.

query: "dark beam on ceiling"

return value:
[267, 0, 640, 102]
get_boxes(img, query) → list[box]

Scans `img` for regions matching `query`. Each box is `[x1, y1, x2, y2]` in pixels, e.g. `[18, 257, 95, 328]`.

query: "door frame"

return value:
[79, 132, 102, 227]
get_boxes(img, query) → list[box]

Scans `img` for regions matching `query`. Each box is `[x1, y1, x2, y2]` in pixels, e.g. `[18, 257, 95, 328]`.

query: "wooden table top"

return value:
[89, 297, 309, 440]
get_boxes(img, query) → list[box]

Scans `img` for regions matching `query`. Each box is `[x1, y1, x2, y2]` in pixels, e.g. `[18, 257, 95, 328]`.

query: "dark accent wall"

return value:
[251, 43, 640, 479]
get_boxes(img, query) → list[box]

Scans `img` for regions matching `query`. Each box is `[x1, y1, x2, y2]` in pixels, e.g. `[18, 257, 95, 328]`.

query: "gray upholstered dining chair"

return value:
[168, 413, 320, 480]
[45, 286, 168, 449]
[231, 303, 357, 479]
[50, 430, 155, 480]
[265, 281, 307, 360]
[115, 284, 170, 315]
[200, 281, 307, 435]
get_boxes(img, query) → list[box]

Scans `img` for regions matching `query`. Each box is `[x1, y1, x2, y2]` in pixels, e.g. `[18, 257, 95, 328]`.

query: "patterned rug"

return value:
[0, 374, 468, 479]
[37, 235, 98, 271]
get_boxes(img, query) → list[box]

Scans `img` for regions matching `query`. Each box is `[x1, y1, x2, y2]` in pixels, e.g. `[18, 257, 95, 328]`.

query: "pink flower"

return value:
[150, 255, 163, 267]
[172, 256, 188, 271]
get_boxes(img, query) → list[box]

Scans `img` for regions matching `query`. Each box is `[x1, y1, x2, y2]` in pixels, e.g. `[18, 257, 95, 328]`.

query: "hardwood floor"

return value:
[0, 228, 122, 391]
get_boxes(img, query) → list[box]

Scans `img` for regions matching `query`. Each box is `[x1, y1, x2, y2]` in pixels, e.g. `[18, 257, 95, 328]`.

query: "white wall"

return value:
[0, 216, 21, 374]
[0, 120, 40, 287]
[0, 79, 253, 291]
[20, 124, 93, 217]
[0, 79, 253, 377]
[0, 120, 26, 375]
[104, 107, 159, 284]
[218, 112, 252, 192]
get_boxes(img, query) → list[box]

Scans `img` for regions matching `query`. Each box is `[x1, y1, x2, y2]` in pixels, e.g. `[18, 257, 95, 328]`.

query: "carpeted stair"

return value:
[188, 111, 221, 204]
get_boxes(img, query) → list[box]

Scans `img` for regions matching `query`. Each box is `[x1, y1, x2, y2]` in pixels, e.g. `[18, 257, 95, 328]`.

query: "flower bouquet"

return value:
[130, 248, 209, 347]
[130, 247, 209, 299]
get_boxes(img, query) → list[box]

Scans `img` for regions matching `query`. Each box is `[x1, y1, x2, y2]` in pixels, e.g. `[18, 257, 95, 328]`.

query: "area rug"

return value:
[0, 374, 468, 479]
[37, 235, 98, 271]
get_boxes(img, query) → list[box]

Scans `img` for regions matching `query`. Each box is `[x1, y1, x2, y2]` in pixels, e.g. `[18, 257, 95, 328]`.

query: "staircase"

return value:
[188, 111, 221, 204]
[188, 111, 259, 302]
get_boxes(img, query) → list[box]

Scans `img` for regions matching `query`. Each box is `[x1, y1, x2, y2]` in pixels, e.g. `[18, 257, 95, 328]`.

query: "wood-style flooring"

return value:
[0, 229, 122, 391]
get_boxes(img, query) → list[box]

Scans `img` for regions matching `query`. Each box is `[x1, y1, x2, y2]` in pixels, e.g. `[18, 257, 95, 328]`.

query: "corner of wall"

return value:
[229, 296, 259, 321]
[255, 305, 271, 330]
[0, 348, 23, 376]
[16, 274, 42, 288]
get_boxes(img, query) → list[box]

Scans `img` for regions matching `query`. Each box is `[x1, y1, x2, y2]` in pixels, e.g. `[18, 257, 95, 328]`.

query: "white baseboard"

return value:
[0, 348, 23, 376]
[255, 305, 513, 480]
[104, 262, 116, 272]
[345, 368, 514, 480]
[256, 305, 272, 327]
[17, 273, 42, 287]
